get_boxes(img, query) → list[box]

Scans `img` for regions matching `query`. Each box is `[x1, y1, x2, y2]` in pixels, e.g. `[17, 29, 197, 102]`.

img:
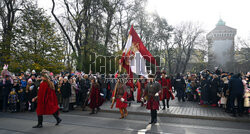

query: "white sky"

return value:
[38, 0, 250, 39]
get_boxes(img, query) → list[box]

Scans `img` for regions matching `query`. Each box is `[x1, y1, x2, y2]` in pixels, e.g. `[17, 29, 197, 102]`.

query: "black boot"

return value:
[167, 99, 170, 108]
[33, 116, 43, 128]
[89, 109, 95, 114]
[53, 111, 62, 125]
[153, 110, 157, 123]
[149, 110, 154, 124]
[162, 100, 166, 110]
[96, 107, 101, 113]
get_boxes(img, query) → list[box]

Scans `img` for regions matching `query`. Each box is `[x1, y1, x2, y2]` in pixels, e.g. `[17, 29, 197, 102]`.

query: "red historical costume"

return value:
[111, 81, 128, 119]
[136, 78, 147, 106]
[36, 81, 59, 115]
[89, 82, 103, 114]
[33, 71, 61, 128]
[144, 75, 161, 124]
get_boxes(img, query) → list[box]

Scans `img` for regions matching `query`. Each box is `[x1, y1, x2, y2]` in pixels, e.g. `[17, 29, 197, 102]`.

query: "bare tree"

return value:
[173, 22, 204, 74]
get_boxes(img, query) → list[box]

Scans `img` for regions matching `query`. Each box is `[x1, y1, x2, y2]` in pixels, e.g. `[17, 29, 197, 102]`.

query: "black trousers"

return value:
[150, 109, 157, 123]
[230, 94, 243, 115]
[162, 99, 169, 108]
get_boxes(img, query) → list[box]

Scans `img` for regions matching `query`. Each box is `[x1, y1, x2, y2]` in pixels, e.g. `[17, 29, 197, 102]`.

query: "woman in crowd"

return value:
[89, 77, 103, 114]
[60, 77, 71, 112]
[69, 77, 77, 110]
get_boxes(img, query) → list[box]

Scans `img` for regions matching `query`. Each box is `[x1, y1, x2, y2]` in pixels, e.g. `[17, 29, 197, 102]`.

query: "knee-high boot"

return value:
[167, 99, 170, 108]
[162, 99, 166, 110]
[53, 110, 62, 125]
[33, 115, 43, 128]
[119, 108, 124, 119]
[124, 108, 128, 117]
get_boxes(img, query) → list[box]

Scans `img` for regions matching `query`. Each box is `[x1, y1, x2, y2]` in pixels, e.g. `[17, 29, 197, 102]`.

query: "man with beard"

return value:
[144, 74, 161, 124]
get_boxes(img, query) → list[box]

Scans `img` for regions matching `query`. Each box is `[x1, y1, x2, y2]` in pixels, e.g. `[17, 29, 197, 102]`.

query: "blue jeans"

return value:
[102, 88, 107, 99]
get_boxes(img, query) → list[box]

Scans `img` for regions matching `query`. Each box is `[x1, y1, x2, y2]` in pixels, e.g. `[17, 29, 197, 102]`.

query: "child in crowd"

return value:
[8, 89, 19, 112]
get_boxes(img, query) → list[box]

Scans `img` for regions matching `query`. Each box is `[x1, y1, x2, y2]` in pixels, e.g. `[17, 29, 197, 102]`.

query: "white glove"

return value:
[121, 98, 125, 102]
[100, 93, 104, 96]
[112, 97, 115, 100]
[140, 98, 144, 101]
[155, 93, 159, 96]
[87, 91, 90, 95]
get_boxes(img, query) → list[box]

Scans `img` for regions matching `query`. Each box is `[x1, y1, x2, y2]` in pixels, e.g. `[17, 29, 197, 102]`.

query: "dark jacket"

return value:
[2, 80, 12, 96]
[61, 81, 71, 98]
[79, 78, 90, 93]
[228, 75, 244, 96]
[174, 76, 186, 90]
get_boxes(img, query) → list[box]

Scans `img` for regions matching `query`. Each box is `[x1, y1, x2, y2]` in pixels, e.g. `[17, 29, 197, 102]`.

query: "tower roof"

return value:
[216, 18, 226, 26]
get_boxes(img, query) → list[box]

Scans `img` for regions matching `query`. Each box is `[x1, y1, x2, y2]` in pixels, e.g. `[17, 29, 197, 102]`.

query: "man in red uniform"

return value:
[32, 70, 61, 128]
[111, 76, 128, 119]
[136, 75, 146, 107]
[158, 71, 174, 109]
[144, 74, 161, 124]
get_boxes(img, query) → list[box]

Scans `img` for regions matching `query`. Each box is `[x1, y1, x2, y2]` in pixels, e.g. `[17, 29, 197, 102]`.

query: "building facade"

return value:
[206, 19, 237, 72]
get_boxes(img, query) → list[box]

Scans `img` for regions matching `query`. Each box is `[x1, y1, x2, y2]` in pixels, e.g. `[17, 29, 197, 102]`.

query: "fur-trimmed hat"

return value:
[148, 74, 155, 78]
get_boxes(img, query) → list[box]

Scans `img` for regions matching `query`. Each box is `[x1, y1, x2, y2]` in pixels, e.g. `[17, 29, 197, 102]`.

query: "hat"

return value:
[41, 69, 51, 80]
[161, 70, 166, 74]
[64, 77, 68, 80]
[32, 70, 36, 74]
[28, 79, 32, 83]
[148, 74, 155, 78]
[3, 64, 8, 70]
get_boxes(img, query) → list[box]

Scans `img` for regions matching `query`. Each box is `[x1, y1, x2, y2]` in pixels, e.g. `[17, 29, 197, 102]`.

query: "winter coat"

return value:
[36, 81, 59, 115]
[61, 81, 71, 98]
[229, 75, 244, 96]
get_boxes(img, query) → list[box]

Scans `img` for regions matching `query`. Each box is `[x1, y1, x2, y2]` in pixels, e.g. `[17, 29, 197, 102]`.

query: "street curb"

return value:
[101, 109, 250, 123]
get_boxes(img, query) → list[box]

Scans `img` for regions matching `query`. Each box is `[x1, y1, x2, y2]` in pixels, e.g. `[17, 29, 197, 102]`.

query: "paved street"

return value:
[0, 108, 250, 134]
[101, 94, 250, 122]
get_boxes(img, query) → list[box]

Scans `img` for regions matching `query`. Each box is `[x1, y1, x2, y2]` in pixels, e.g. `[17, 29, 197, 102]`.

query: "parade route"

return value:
[100, 96, 250, 123]
[0, 110, 250, 134]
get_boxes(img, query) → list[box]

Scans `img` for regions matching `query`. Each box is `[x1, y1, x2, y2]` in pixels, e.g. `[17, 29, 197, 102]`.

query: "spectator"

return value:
[229, 73, 244, 117]
[2, 75, 12, 112]
[61, 77, 71, 112]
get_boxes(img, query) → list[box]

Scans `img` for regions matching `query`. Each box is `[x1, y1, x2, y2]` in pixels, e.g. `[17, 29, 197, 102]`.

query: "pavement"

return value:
[0, 111, 250, 134]
[100, 97, 250, 123]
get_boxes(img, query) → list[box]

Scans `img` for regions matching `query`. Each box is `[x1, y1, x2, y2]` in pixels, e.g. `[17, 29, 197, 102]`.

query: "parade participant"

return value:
[174, 73, 186, 102]
[32, 70, 61, 128]
[136, 75, 146, 107]
[158, 71, 173, 109]
[144, 74, 161, 124]
[111, 76, 128, 119]
[89, 77, 103, 114]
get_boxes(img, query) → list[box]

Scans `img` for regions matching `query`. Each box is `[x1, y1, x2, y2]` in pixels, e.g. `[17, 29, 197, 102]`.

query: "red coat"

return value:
[115, 92, 127, 109]
[89, 83, 103, 109]
[136, 81, 142, 102]
[146, 96, 159, 110]
[112, 84, 128, 109]
[36, 81, 59, 115]
[158, 78, 173, 100]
